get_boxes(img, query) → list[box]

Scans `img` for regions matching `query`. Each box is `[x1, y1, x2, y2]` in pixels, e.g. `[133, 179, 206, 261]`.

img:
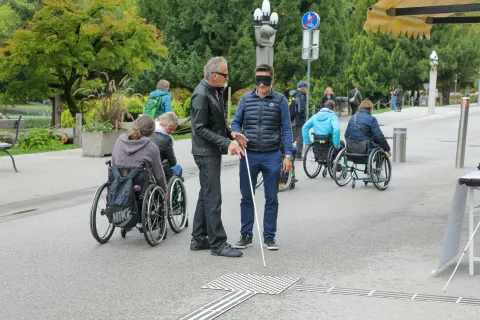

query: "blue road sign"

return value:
[302, 12, 320, 30]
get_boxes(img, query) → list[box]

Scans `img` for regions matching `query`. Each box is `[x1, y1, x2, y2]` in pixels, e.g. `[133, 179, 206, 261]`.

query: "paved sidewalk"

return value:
[0, 106, 475, 211]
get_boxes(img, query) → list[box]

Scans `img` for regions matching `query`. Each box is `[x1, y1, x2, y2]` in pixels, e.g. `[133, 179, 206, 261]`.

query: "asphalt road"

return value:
[2, 107, 480, 319]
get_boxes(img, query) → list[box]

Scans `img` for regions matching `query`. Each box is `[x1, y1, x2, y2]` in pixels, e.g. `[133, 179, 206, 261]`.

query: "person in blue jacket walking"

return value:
[148, 79, 173, 118]
[302, 100, 341, 149]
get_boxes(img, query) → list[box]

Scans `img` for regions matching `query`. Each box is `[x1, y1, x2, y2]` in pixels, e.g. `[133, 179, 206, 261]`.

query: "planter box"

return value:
[82, 129, 126, 157]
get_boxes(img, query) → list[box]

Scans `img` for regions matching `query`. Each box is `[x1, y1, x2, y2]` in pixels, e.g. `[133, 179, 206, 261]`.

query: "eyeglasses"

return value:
[213, 72, 229, 79]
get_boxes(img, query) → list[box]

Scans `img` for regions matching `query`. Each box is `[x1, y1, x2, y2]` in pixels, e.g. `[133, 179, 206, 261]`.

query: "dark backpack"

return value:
[105, 166, 141, 228]
[288, 95, 298, 121]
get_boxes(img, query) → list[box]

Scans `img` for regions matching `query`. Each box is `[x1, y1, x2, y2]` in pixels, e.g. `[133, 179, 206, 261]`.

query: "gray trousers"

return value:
[192, 155, 227, 250]
[293, 126, 303, 158]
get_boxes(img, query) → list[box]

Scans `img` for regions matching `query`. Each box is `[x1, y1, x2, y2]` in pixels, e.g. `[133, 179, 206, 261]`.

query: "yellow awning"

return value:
[363, 0, 478, 39]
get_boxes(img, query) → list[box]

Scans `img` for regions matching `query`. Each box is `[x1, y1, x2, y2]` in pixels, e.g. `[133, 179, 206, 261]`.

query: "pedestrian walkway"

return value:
[0, 106, 475, 210]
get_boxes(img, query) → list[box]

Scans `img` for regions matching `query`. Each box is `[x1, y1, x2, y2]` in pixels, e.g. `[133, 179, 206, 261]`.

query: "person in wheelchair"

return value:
[151, 112, 183, 179]
[111, 115, 168, 229]
[302, 99, 341, 152]
[344, 99, 391, 158]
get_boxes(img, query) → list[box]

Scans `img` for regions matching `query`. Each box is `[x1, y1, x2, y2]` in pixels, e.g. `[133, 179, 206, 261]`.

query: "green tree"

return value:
[0, 0, 165, 117]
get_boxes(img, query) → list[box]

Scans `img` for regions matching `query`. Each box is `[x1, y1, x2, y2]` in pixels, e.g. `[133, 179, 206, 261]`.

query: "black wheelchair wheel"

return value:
[303, 144, 322, 179]
[256, 172, 264, 189]
[369, 149, 392, 191]
[142, 184, 168, 246]
[90, 182, 115, 244]
[167, 176, 188, 233]
[327, 146, 344, 179]
[332, 149, 352, 187]
[278, 169, 293, 192]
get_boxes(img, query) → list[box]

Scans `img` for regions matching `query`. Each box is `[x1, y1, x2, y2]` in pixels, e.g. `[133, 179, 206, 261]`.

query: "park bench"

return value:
[0, 114, 25, 172]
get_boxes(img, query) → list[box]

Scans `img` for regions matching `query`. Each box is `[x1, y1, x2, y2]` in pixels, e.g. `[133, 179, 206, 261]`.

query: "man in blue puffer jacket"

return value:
[302, 100, 341, 149]
[148, 79, 173, 118]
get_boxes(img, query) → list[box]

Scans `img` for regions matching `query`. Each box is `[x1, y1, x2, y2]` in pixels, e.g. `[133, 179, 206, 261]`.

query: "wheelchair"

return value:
[332, 140, 392, 191]
[90, 161, 168, 247]
[90, 161, 188, 247]
[303, 133, 345, 179]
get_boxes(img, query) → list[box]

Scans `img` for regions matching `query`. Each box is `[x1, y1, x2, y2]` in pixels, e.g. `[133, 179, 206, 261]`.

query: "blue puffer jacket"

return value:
[231, 89, 293, 155]
[302, 108, 340, 148]
[344, 109, 390, 151]
[149, 89, 172, 117]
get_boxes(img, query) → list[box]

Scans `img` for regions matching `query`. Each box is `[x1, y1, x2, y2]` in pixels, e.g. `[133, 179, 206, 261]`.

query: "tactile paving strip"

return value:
[202, 272, 300, 295]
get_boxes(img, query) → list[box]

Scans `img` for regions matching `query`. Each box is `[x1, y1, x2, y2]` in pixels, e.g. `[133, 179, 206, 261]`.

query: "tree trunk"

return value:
[54, 94, 63, 127]
[64, 85, 80, 124]
[443, 80, 451, 106]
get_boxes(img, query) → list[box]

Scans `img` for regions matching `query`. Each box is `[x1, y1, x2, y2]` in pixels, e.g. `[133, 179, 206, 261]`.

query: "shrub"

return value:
[232, 87, 253, 105]
[183, 97, 192, 117]
[172, 99, 187, 118]
[18, 128, 60, 150]
[126, 95, 146, 120]
[81, 122, 113, 132]
[170, 88, 191, 106]
[61, 108, 97, 128]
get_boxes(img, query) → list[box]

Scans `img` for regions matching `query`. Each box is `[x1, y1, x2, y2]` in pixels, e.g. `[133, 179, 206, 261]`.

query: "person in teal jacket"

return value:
[148, 79, 173, 118]
[302, 100, 341, 149]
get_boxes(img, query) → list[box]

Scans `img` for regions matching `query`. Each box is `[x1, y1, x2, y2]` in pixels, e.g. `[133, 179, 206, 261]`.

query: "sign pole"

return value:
[306, 32, 311, 120]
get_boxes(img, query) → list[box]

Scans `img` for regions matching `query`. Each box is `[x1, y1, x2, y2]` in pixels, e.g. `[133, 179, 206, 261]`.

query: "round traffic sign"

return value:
[302, 12, 320, 30]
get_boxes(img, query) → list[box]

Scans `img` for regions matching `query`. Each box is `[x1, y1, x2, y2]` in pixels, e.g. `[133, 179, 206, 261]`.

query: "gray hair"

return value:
[204, 57, 227, 81]
[156, 79, 170, 90]
[158, 112, 179, 128]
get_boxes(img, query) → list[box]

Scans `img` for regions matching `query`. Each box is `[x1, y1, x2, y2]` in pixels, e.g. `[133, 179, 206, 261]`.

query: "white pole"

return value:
[244, 150, 266, 267]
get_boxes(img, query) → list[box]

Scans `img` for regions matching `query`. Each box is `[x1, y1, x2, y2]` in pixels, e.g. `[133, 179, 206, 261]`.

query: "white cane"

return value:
[244, 149, 267, 267]
[443, 220, 480, 292]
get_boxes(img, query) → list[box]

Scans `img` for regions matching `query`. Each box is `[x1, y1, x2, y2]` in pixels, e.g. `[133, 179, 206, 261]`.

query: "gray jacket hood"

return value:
[117, 133, 151, 155]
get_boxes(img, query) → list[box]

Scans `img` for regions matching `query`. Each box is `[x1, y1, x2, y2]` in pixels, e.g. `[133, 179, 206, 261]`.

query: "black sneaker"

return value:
[233, 234, 253, 249]
[264, 237, 279, 250]
[190, 238, 211, 251]
[211, 243, 243, 257]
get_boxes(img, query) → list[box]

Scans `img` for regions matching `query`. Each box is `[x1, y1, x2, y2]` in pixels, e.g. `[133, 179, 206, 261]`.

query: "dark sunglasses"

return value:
[212, 72, 229, 79]
[255, 75, 272, 87]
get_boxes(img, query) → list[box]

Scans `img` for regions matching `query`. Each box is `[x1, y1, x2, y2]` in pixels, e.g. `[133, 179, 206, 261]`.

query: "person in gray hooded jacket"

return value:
[111, 115, 167, 194]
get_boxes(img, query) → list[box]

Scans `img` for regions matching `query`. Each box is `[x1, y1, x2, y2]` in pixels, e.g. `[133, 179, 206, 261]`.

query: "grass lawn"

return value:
[1, 104, 51, 111]
[0, 144, 80, 157]
[173, 133, 191, 140]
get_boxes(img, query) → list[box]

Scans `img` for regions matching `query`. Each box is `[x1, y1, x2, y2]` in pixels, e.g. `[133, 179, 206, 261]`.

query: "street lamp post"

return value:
[428, 51, 438, 115]
[253, 0, 278, 67]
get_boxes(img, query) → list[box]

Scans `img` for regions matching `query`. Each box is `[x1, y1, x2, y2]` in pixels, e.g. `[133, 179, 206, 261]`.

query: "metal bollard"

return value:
[455, 97, 471, 168]
[393, 128, 407, 162]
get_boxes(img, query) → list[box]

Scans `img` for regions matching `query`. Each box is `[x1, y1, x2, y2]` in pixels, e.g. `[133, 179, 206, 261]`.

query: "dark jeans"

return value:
[192, 155, 227, 250]
[240, 150, 282, 239]
[350, 102, 359, 115]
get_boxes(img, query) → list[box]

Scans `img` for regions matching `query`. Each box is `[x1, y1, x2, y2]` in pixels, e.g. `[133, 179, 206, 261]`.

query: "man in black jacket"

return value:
[290, 81, 308, 160]
[190, 56, 247, 258]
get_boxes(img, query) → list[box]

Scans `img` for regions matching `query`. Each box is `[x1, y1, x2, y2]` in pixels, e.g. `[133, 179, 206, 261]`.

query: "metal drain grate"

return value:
[291, 284, 480, 307]
[181, 290, 255, 320]
[202, 273, 300, 295]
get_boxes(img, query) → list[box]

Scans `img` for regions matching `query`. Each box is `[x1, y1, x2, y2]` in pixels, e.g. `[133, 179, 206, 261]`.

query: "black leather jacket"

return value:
[191, 80, 232, 156]
[150, 132, 176, 167]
